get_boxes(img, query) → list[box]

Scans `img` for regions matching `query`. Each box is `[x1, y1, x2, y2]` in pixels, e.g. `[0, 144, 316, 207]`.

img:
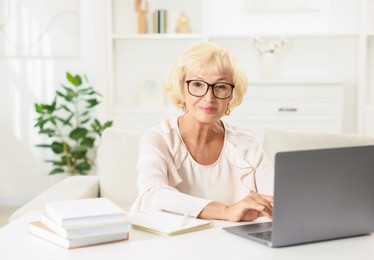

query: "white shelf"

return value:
[208, 32, 359, 40]
[112, 33, 203, 40]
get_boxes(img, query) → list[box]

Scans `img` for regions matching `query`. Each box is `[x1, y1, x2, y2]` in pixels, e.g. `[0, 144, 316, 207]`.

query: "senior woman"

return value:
[131, 41, 274, 222]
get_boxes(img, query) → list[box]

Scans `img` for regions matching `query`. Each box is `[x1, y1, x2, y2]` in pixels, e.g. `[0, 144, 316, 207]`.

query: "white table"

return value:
[1, 211, 373, 260]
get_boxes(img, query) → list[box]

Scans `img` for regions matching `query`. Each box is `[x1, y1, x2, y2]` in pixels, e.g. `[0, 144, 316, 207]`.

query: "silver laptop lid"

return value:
[272, 145, 374, 247]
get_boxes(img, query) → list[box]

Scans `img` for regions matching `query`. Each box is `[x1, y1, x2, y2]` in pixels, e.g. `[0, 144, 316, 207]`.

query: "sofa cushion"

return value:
[96, 128, 142, 210]
[9, 176, 99, 222]
[264, 128, 374, 163]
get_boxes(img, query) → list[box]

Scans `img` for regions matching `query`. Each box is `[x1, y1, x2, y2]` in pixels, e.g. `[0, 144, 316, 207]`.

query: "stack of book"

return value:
[28, 198, 130, 249]
[153, 10, 168, 33]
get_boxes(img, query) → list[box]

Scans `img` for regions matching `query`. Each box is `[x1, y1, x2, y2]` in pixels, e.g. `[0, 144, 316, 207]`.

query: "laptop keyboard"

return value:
[248, 231, 272, 241]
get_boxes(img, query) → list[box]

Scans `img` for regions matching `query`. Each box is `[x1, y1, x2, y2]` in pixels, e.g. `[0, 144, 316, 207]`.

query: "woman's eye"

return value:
[215, 84, 228, 90]
[192, 82, 203, 88]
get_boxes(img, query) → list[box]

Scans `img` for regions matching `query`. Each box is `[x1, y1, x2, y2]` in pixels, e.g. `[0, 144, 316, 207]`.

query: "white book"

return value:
[126, 211, 211, 236]
[40, 213, 131, 238]
[28, 222, 129, 249]
[45, 198, 125, 228]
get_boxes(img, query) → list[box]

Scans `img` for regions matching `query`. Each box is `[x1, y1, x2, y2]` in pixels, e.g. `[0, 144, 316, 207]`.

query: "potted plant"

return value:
[34, 72, 113, 175]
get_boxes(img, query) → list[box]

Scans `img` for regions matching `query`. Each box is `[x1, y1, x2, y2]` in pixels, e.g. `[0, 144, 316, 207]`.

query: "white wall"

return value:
[0, 0, 98, 206]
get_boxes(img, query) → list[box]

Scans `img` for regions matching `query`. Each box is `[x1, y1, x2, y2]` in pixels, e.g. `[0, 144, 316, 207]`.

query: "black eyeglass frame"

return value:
[185, 80, 235, 100]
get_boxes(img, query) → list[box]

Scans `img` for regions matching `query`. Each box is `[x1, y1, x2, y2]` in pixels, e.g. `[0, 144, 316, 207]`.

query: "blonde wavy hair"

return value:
[165, 41, 248, 111]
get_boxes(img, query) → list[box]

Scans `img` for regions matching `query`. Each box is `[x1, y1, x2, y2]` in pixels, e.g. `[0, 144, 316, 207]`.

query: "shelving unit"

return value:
[94, 0, 374, 135]
[112, 34, 203, 40]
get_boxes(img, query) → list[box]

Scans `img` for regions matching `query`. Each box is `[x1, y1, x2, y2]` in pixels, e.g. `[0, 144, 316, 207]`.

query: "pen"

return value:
[160, 209, 190, 226]
[181, 213, 189, 226]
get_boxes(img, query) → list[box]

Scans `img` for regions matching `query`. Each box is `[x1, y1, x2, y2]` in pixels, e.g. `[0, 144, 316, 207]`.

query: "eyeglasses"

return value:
[185, 80, 235, 99]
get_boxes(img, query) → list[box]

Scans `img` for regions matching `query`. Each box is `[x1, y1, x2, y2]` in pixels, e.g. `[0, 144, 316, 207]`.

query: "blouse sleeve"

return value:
[130, 126, 212, 217]
[225, 125, 274, 196]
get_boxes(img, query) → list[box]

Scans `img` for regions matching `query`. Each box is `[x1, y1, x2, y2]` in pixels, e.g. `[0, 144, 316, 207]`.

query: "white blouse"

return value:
[131, 117, 274, 217]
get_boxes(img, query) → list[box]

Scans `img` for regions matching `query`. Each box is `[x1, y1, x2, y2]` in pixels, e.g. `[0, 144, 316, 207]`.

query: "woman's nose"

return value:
[204, 86, 215, 100]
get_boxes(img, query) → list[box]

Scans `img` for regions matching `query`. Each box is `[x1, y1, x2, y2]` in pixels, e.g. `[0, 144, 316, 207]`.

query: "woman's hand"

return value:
[198, 192, 273, 222]
[224, 192, 273, 222]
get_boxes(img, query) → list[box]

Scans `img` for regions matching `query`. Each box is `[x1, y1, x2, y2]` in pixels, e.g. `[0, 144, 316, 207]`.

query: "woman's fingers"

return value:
[260, 194, 274, 204]
[244, 193, 273, 219]
[243, 210, 261, 221]
[225, 193, 274, 222]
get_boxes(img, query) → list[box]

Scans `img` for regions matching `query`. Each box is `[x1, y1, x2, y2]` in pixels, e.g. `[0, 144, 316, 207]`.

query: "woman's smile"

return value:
[198, 106, 216, 113]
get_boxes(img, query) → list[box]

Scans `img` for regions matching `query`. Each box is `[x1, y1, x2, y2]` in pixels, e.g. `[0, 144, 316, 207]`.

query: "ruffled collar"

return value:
[169, 117, 255, 171]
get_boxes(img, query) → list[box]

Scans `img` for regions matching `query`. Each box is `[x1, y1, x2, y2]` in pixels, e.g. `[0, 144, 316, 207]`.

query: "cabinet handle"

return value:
[278, 107, 298, 112]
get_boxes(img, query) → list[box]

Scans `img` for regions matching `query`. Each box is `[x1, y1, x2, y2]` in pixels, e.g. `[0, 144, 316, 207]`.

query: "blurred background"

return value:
[1, 0, 373, 226]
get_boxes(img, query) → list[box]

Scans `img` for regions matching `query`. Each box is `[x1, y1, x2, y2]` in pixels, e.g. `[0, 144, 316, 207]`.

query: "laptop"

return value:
[223, 145, 374, 247]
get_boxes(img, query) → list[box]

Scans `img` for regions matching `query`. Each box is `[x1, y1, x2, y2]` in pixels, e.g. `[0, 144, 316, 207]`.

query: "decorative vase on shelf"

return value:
[251, 36, 286, 79]
[134, 0, 148, 34]
[176, 12, 190, 33]
[260, 53, 276, 79]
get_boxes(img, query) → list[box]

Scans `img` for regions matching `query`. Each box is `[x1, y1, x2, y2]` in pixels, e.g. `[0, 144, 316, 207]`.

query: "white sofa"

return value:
[9, 127, 374, 222]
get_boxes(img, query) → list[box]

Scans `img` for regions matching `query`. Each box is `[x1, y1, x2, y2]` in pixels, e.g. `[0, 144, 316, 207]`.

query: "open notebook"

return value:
[126, 210, 211, 236]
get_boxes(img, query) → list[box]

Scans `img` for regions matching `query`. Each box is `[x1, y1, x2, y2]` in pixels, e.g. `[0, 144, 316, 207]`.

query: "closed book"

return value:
[40, 213, 131, 238]
[126, 211, 211, 236]
[45, 198, 125, 228]
[28, 222, 129, 249]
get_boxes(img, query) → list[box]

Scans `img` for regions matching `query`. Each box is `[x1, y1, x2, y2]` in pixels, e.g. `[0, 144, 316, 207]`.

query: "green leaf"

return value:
[62, 85, 74, 93]
[81, 137, 95, 148]
[36, 144, 51, 148]
[69, 127, 88, 140]
[70, 148, 87, 159]
[80, 118, 91, 125]
[90, 120, 113, 136]
[45, 160, 67, 166]
[42, 103, 55, 114]
[56, 90, 66, 99]
[61, 156, 71, 165]
[48, 117, 57, 126]
[70, 146, 87, 154]
[78, 87, 93, 94]
[62, 86, 76, 101]
[66, 72, 82, 87]
[51, 98, 57, 111]
[49, 168, 65, 175]
[86, 90, 96, 95]
[51, 142, 64, 154]
[39, 129, 55, 137]
[80, 111, 90, 117]
[34, 117, 47, 129]
[60, 104, 72, 113]
[35, 103, 44, 113]
[75, 161, 90, 171]
[57, 90, 73, 102]
[92, 119, 101, 127]
[103, 121, 113, 128]
[65, 114, 74, 125]
[56, 114, 73, 126]
[86, 99, 99, 108]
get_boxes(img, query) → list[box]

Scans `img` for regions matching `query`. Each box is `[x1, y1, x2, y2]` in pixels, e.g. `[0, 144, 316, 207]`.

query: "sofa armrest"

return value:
[9, 175, 99, 222]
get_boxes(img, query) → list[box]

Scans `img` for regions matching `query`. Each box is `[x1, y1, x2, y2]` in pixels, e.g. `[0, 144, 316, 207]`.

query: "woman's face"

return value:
[183, 70, 233, 124]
